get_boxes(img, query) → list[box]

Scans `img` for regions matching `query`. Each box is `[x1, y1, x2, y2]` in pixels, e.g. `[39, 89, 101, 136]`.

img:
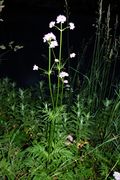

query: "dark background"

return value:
[0, 0, 120, 87]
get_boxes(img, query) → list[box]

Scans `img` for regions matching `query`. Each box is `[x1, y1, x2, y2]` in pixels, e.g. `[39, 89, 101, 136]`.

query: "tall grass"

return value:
[0, 0, 120, 179]
[87, 0, 120, 110]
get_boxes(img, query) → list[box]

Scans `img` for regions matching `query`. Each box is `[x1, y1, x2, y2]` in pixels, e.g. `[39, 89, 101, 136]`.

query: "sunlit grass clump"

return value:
[0, 0, 120, 179]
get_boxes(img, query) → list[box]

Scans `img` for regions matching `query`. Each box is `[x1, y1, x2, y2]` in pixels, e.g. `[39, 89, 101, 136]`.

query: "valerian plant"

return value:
[33, 14, 76, 160]
[33, 14, 76, 109]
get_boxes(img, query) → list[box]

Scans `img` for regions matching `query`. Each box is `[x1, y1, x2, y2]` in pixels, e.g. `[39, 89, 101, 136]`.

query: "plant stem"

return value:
[56, 24, 63, 107]
[60, 81, 64, 105]
[48, 47, 54, 108]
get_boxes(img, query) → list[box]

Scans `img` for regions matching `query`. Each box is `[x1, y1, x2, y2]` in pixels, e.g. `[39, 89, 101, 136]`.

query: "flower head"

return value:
[113, 172, 120, 180]
[33, 65, 38, 71]
[49, 40, 58, 48]
[43, 32, 56, 43]
[69, 22, 75, 30]
[49, 21, 55, 28]
[63, 80, 68, 84]
[56, 15, 66, 24]
[55, 59, 59, 62]
[70, 53, 76, 58]
[43, 32, 58, 48]
[59, 71, 69, 78]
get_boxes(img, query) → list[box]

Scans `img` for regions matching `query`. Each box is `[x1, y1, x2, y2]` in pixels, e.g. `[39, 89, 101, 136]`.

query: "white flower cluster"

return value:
[70, 53, 76, 58]
[33, 64, 38, 71]
[49, 21, 55, 28]
[33, 14, 76, 74]
[55, 59, 59, 62]
[43, 32, 56, 42]
[59, 71, 69, 78]
[113, 172, 120, 180]
[69, 22, 75, 30]
[59, 71, 69, 84]
[56, 15, 66, 24]
[49, 15, 75, 30]
[43, 32, 58, 48]
[43, 15, 75, 49]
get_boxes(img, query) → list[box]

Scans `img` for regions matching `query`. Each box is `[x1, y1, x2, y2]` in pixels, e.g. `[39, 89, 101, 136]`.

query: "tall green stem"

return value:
[56, 24, 63, 107]
[60, 81, 64, 105]
[48, 47, 54, 108]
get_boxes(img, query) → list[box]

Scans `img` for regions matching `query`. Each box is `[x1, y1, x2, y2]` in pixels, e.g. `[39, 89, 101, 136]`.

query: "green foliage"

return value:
[0, 77, 120, 179]
[0, 0, 120, 179]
